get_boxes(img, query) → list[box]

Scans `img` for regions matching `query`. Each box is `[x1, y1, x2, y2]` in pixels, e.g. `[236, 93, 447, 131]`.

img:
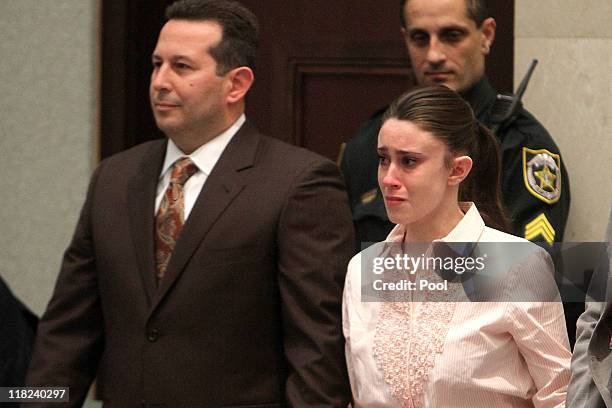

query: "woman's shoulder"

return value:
[481, 226, 532, 244]
[345, 249, 368, 291]
[479, 226, 553, 271]
[345, 241, 390, 289]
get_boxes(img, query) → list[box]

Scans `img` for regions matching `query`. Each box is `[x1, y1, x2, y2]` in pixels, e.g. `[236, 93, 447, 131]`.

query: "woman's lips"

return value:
[384, 196, 406, 206]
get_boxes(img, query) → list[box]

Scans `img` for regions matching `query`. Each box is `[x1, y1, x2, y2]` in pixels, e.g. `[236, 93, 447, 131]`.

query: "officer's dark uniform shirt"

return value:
[340, 76, 570, 252]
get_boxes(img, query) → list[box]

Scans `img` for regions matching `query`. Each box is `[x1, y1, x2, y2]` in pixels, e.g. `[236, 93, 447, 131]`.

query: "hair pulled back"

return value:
[383, 85, 509, 231]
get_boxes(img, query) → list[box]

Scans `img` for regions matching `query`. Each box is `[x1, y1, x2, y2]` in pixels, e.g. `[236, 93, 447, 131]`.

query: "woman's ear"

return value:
[448, 155, 473, 186]
[225, 66, 254, 104]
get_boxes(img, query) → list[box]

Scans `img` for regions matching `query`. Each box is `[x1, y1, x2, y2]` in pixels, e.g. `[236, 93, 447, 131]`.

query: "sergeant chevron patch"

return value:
[522, 147, 562, 204]
[524, 213, 556, 245]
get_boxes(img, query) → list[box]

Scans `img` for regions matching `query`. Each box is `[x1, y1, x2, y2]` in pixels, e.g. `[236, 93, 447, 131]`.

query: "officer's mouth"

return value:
[425, 71, 453, 81]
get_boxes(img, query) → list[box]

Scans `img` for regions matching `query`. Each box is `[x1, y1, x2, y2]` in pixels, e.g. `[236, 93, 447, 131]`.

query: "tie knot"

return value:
[170, 157, 198, 186]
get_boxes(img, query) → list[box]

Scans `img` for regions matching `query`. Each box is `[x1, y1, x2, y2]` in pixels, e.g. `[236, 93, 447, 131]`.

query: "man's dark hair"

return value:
[400, 0, 490, 28]
[165, 0, 259, 75]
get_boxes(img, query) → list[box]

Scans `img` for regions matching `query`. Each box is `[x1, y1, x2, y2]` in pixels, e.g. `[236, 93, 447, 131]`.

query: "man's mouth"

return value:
[425, 71, 452, 80]
[153, 101, 180, 111]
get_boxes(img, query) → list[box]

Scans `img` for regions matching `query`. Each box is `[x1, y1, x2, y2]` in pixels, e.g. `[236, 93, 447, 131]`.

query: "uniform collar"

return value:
[460, 75, 497, 121]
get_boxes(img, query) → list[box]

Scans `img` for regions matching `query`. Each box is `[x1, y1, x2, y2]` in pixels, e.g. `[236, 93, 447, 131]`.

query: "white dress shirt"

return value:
[154, 114, 246, 219]
[343, 203, 571, 408]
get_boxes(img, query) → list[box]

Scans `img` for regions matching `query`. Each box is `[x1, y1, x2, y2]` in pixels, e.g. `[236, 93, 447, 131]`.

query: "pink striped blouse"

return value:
[343, 203, 571, 407]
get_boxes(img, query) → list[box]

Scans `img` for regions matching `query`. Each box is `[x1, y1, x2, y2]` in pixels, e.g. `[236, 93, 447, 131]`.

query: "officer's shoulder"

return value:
[344, 106, 388, 149]
[504, 106, 561, 153]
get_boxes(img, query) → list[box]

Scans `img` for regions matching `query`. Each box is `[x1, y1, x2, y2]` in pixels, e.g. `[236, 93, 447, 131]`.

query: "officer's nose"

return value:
[426, 37, 446, 66]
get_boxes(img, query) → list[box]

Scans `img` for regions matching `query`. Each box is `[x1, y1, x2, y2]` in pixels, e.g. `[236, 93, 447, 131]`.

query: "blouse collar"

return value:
[386, 202, 485, 244]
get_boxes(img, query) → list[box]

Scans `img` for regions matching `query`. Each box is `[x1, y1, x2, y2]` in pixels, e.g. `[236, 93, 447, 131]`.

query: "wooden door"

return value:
[101, 0, 514, 161]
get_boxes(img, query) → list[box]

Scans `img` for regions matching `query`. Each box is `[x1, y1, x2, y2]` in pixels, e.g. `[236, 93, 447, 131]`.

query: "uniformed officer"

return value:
[340, 0, 570, 251]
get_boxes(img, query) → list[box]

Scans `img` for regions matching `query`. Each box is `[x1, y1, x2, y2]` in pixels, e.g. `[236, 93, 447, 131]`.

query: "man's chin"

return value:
[154, 119, 183, 136]
[430, 79, 459, 91]
[418, 75, 459, 91]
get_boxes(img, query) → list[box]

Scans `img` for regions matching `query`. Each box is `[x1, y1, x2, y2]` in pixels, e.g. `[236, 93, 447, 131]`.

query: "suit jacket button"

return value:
[147, 328, 159, 342]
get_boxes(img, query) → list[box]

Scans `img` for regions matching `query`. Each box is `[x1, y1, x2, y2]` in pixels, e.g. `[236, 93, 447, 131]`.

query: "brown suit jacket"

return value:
[25, 121, 354, 407]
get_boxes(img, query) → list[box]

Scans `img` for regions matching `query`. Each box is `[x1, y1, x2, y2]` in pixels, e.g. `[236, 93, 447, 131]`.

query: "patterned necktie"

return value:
[155, 157, 199, 283]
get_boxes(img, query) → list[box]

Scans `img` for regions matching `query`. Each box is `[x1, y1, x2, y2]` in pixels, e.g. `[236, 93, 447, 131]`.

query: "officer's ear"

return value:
[480, 17, 496, 55]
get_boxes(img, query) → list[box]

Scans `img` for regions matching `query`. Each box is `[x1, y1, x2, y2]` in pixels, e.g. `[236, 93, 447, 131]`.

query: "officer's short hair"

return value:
[400, 0, 490, 28]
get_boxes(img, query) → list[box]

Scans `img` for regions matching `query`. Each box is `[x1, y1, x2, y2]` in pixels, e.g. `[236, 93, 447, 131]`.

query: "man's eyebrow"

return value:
[439, 25, 470, 33]
[151, 54, 195, 62]
[407, 27, 427, 35]
[407, 24, 470, 35]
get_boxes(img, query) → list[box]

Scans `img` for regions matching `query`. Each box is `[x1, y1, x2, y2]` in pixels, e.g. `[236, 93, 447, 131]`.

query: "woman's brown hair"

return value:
[382, 85, 510, 231]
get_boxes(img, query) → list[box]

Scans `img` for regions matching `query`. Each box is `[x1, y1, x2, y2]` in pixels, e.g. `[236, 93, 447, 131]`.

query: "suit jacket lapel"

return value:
[127, 140, 167, 305]
[150, 121, 260, 313]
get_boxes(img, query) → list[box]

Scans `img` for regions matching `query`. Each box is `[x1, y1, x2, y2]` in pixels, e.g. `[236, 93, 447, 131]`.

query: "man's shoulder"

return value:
[470, 76, 562, 154]
[89, 139, 166, 182]
[501, 106, 561, 153]
[101, 139, 166, 166]
[255, 133, 339, 178]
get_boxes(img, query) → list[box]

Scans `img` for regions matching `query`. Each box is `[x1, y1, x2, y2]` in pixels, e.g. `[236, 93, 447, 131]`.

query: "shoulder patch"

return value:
[524, 213, 555, 245]
[522, 147, 562, 204]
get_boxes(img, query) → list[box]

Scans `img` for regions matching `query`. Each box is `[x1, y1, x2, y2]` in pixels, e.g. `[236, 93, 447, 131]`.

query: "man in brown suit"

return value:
[25, 1, 354, 406]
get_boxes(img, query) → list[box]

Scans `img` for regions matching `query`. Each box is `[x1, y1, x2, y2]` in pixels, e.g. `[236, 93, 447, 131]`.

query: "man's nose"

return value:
[426, 37, 446, 65]
[151, 65, 171, 92]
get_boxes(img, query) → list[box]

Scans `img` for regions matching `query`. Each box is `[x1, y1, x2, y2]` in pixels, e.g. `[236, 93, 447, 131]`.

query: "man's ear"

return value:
[226, 66, 254, 104]
[448, 155, 473, 186]
[400, 27, 410, 49]
[480, 17, 496, 55]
